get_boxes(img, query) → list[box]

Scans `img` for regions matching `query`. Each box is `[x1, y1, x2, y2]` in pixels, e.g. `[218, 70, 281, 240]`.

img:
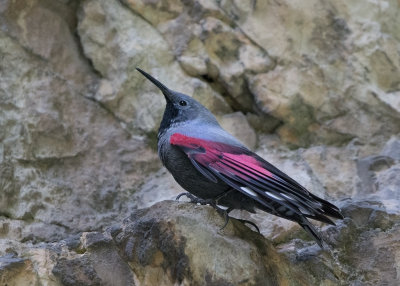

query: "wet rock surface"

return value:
[0, 0, 400, 285]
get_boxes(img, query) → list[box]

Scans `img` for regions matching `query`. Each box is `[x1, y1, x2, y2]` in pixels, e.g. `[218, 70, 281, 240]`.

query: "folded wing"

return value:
[170, 133, 343, 246]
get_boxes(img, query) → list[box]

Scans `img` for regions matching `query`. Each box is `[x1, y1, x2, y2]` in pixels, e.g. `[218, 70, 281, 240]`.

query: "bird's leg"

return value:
[213, 189, 260, 232]
[175, 192, 234, 229]
[218, 207, 233, 230]
[212, 189, 236, 230]
[175, 190, 260, 232]
[217, 208, 260, 233]
[175, 192, 198, 202]
[213, 189, 234, 204]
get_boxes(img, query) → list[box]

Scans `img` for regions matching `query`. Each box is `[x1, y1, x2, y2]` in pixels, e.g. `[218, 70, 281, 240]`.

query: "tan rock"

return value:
[78, 0, 232, 133]
[0, 0, 95, 92]
[122, 0, 275, 112]
[0, 256, 39, 286]
[218, 112, 257, 149]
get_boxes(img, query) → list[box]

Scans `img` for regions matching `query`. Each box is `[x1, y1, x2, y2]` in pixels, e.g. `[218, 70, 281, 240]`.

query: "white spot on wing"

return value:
[241, 187, 258, 197]
[265, 191, 283, 201]
[281, 193, 295, 201]
[299, 207, 313, 216]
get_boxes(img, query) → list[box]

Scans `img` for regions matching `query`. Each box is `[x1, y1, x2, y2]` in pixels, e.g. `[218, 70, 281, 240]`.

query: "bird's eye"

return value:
[179, 100, 187, 106]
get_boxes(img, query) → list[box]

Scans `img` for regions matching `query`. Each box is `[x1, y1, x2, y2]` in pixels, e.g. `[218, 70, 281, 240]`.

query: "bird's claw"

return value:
[236, 219, 260, 233]
[219, 209, 230, 230]
[175, 193, 232, 229]
[176, 192, 215, 206]
[176, 192, 197, 202]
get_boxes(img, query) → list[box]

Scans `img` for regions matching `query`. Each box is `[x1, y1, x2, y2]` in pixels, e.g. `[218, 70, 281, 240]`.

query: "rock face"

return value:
[1, 0, 400, 285]
[1, 201, 399, 286]
[111, 202, 309, 286]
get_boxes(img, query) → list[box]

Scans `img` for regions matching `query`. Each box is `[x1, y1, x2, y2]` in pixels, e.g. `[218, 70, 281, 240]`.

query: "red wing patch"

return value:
[169, 132, 343, 247]
[170, 133, 343, 223]
[170, 133, 272, 177]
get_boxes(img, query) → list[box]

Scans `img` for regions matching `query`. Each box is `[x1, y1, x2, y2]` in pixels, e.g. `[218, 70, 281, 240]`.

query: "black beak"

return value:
[136, 68, 172, 100]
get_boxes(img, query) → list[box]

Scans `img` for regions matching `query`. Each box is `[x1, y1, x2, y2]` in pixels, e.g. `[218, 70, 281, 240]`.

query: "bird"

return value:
[136, 68, 343, 247]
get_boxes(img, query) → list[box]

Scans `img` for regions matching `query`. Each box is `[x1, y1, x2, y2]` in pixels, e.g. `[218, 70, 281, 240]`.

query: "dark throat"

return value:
[158, 101, 179, 138]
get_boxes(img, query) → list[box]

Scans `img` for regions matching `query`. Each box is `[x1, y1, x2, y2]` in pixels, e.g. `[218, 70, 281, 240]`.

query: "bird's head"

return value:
[137, 68, 219, 135]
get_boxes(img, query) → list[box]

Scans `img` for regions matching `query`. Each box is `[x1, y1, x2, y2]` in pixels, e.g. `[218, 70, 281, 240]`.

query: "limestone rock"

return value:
[132, 168, 182, 209]
[0, 0, 95, 93]
[1, 198, 400, 286]
[1, 201, 338, 286]
[218, 111, 257, 149]
[116, 0, 400, 146]
[324, 200, 400, 286]
[1, 200, 399, 285]
[221, 0, 400, 146]
[113, 201, 317, 286]
[122, 0, 275, 112]
[0, 255, 38, 286]
[0, 1, 161, 241]
[78, 0, 232, 134]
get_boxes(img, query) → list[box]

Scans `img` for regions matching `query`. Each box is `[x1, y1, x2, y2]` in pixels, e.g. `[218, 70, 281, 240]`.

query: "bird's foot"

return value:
[175, 192, 215, 206]
[176, 192, 196, 202]
[175, 193, 259, 232]
[175, 192, 232, 230]
[176, 192, 225, 212]
[236, 219, 260, 233]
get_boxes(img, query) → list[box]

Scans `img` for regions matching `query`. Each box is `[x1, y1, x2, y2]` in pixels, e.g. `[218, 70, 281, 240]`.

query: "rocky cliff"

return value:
[0, 0, 399, 285]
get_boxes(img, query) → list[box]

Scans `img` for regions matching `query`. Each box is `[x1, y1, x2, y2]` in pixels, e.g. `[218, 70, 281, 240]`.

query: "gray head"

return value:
[136, 68, 219, 135]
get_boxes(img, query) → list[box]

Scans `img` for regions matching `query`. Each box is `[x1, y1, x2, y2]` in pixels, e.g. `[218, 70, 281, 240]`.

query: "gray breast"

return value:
[157, 130, 230, 199]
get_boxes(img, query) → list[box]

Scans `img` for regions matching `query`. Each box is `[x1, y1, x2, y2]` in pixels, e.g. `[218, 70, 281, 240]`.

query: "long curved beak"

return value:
[136, 68, 172, 100]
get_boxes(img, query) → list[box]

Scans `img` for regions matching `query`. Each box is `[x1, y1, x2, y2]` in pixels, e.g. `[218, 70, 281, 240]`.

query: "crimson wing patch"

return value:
[170, 133, 343, 224]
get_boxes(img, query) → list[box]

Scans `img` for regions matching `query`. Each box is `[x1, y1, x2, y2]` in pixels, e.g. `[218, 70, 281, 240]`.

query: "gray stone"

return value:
[1, 199, 400, 285]
[0, 3, 161, 240]
[218, 112, 257, 149]
[78, 0, 232, 134]
[0, 0, 96, 92]
[122, 0, 275, 112]
[0, 202, 341, 286]
[52, 255, 102, 286]
[0, 254, 38, 286]
[112, 201, 314, 285]
[381, 137, 400, 161]
[221, 0, 400, 146]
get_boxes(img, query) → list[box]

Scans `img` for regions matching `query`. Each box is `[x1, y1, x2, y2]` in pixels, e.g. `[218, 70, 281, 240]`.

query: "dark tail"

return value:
[310, 194, 344, 220]
[300, 220, 324, 248]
